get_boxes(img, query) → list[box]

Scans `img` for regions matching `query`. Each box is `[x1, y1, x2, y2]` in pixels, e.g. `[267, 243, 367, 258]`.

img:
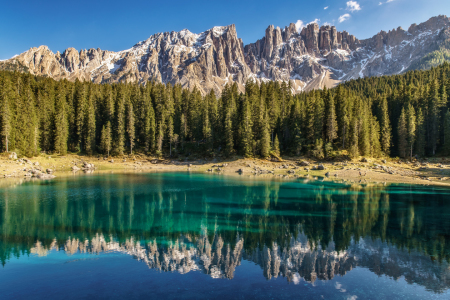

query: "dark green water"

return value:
[1, 172, 450, 299]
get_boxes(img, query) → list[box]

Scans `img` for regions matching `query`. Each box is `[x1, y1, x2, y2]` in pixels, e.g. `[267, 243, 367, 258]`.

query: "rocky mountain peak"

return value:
[1, 16, 450, 95]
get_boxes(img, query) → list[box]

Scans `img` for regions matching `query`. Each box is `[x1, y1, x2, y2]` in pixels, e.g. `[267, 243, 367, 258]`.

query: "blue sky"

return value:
[1, 0, 449, 60]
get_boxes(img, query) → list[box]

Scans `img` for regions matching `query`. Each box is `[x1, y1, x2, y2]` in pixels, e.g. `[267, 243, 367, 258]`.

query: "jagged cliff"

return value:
[1, 15, 450, 95]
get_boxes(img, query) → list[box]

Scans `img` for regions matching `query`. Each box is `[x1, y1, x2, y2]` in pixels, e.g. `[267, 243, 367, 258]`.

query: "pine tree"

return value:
[0, 77, 12, 152]
[241, 96, 253, 157]
[272, 134, 280, 157]
[312, 138, 324, 159]
[84, 89, 96, 155]
[380, 95, 392, 155]
[224, 108, 234, 157]
[325, 90, 338, 143]
[359, 108, 371, 157]
[443, 110, 450, 155]
[306, 94, 316, 143]
[54, 85, 69, 155]
[314, 94, 325, 141]
[74, 82, 87, 152]
[126, 102, 135, 154]
[157, 121, 164, 155]
[292, 124, 302, 156]
[349, 118, 359, 158]
[415, 108, 426, 157]
[115, 88, 126, 155]
[144, 103, 155, 152]
[100, 122, 112, 157]
[260, 121, 271, 158]
[18, 84, 39, 157]
[369, 116, 381, 158]
[180, 113, 187, 151]
[427, 80, 440, 155]
[398, 108, 408, 158]
[202, 105, 212, 154]
[406, 103, 416, 161]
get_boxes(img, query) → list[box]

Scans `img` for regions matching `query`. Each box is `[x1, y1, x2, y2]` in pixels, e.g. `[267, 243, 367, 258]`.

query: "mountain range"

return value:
[1, 15, 449, 95]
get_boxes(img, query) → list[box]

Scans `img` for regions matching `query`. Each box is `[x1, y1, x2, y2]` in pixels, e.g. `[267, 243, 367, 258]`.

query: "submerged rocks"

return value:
[36, 172, 56, 179]
[82, 162, 95, 170]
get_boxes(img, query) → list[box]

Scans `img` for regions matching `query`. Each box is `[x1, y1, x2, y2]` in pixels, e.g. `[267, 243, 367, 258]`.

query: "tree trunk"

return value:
[342, 124, 346, 149]
[410, 144, 413, 162]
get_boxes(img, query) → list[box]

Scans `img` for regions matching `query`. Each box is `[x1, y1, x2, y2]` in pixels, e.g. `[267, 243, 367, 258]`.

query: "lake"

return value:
[1, 172, 449, 299]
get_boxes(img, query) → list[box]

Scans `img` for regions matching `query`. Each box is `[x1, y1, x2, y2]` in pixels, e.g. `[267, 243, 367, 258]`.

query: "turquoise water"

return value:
[1, 172, 450, 299]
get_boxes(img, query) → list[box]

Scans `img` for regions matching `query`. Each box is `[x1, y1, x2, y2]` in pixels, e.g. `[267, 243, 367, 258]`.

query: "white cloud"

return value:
[323, 22, 333, 26]
[324, 6, 329, 10]
[339, 14, 351, 23]
[295, 20, 305, 32]
[379, 2, 383, 5]
[387, 0, 395, 2]
[295, 19, 321, 33]
[308, 18, 320, 25]
[346, 1, 361, 12]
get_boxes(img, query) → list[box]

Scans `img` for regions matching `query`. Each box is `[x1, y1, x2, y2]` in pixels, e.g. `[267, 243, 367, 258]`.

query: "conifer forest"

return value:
[1, 62, 450, 160]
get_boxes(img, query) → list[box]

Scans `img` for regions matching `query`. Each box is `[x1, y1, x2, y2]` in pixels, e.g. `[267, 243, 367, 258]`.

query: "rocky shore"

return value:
[1, 153, 450, 187]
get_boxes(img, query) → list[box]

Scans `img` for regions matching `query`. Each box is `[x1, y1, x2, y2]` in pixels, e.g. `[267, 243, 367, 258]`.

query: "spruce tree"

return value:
[349, 119, 359, 158]
[202, 106, 212, 154]
[74, 82, 87, 152]
[126, 102, 135, 154]
[0, 77, 12, 152]
[115, 88, 126, 155]
[144, 103, 155, 152]
[443, 110, 450, 155]
[398, 108, 408, 158]
[292, 124, 302, 156]
[325, 90, 338, 143]
[157, 121, 164, 154]
[241, 96, 253, 157]
[272, 134, 280, 157]
[16, 83, 39, 157]
[369, 116, 381, 157]
[84, 89, 96, 155]
[406, 103, 416, 161]
[180, 113, 187, 151]
[224, 108, 234, 157]
[54, 85, 69, 155]
[100, 122, 112, 157]
[415, 108, 426, 157]
[380, 95, 392, 155]
[427, 80, 440, 155]
[260, 120, 271, 158]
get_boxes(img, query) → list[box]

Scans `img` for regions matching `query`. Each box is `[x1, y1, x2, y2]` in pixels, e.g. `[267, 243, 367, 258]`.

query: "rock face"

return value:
[1, 15, 450, 95]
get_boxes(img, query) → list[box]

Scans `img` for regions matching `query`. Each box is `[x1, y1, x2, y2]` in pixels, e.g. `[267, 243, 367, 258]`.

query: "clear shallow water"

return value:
[1, 173, 450, 299]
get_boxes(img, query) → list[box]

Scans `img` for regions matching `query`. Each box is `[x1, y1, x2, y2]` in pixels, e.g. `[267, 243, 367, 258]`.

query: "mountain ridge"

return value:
[1, 15, 449, 95]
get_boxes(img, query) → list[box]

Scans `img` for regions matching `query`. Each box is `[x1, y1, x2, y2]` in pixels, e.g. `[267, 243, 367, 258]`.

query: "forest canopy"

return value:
[1, 62, 450, 159]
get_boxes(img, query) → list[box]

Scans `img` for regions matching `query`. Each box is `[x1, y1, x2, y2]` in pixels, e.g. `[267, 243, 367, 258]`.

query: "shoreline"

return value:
[1, 154, 450, 188]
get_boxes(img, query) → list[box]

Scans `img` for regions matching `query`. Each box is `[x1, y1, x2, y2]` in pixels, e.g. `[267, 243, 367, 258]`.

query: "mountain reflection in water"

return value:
[1, 173, 450, 294]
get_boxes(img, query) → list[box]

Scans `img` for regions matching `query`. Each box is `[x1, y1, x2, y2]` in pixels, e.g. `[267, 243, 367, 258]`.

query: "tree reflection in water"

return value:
[0, 173, 449, 293]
